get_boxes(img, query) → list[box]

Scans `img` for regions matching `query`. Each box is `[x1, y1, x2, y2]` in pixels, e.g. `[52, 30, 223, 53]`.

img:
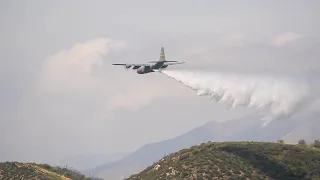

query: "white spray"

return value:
[160, 69, 314, 126]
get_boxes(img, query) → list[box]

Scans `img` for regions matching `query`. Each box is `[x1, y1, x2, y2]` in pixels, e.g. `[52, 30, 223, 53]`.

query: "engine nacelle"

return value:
[160, 64, 168, 69]
[132, 66, 140, 69]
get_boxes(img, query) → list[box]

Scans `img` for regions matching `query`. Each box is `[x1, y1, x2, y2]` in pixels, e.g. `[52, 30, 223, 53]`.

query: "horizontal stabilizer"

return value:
[164, 62, 186, 65]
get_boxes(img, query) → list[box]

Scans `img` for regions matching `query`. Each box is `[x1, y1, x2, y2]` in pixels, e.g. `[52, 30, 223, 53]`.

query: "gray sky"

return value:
[1, 0, 320, 165]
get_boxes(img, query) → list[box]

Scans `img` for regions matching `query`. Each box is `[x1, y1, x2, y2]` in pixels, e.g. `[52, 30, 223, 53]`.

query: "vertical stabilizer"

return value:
[159, 47, 166, 61]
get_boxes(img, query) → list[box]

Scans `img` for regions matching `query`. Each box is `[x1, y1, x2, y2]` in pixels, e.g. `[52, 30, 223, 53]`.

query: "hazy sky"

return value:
[1, 0, 320, 165]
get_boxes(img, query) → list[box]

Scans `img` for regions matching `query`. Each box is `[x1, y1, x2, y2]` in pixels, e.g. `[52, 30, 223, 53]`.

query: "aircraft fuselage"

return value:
[137, 62, 168, 74]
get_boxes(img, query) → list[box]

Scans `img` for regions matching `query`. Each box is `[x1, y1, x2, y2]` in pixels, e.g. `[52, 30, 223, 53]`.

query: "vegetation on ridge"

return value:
[0, 162, 102, 180]
[126, 141, 320, 180]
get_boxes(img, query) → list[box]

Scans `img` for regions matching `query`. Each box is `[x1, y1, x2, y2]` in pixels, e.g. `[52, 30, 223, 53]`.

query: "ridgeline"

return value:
[0, 162, 102, 180]
[126, 141, 320, 180]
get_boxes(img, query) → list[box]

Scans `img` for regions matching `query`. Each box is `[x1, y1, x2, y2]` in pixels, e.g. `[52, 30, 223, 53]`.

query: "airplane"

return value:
[112, 47, 185, 74]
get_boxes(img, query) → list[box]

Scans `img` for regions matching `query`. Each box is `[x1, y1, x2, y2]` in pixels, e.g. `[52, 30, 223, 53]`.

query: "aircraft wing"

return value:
[112, 63, 150, 66]
[112, 63, 151, 69]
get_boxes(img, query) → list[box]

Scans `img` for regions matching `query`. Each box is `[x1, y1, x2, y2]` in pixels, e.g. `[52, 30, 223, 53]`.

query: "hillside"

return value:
[0, 162, 102, 180]
[59, 152, 128, 172]
[90, 111, 320, 179]
[126, 142, 320, 180]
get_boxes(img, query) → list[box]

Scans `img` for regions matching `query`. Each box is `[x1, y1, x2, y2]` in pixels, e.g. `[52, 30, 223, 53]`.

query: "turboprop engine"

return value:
[125, 65, 131, 69]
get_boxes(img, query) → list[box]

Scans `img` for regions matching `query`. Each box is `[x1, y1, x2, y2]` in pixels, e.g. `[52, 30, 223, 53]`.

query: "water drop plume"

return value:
[160, 69, 314, 126]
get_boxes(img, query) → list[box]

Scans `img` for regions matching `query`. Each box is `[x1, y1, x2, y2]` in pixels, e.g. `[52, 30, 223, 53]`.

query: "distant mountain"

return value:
[0, 161, 102, 180]
[59, 152, 127, 172]
[91, 110, 320, 180]
[126, 142, 320, 180]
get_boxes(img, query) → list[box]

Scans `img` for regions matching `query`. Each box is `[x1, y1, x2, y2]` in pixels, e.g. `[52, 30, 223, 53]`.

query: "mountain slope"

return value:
[126, 142, 320, 180]
[90, 115, 262, 179]
[92, 111, 320, 179]
[59, 152, 128, 172]
[0, 162, 102, 180]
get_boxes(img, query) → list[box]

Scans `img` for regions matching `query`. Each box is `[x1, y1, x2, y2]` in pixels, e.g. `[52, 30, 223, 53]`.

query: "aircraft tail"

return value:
[159, 47, 166, 61]
[148, 47, 179, 63]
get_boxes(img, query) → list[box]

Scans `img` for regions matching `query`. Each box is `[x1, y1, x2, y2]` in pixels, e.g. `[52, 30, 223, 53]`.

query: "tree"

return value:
[277, 140, 284, 144]
[298, 139, 306, 145]
[313, 140, 320, 148]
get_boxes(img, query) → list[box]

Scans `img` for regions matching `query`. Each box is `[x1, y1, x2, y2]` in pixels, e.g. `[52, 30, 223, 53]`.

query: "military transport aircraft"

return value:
[112, 47, 185, 74]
